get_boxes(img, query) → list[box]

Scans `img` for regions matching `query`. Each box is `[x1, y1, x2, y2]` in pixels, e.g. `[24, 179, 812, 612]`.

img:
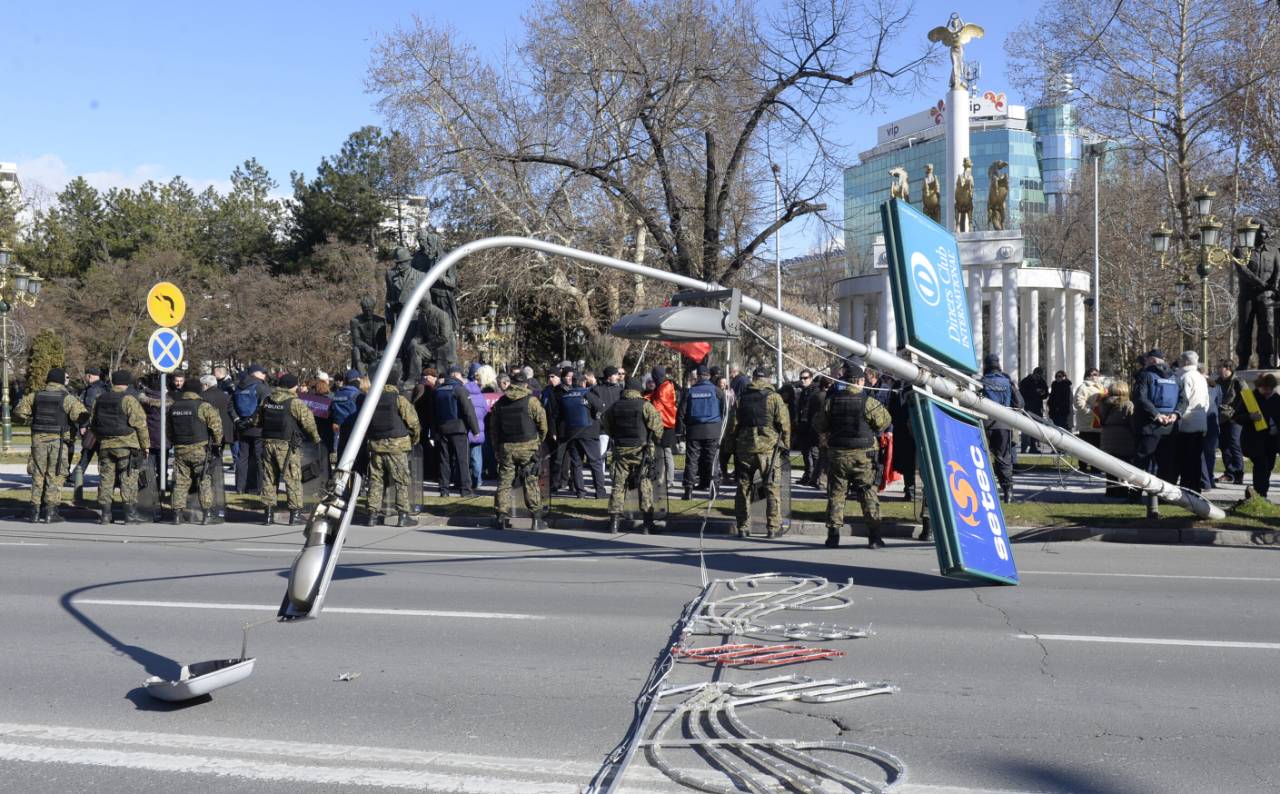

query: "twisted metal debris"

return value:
[687, 573, 873, 642]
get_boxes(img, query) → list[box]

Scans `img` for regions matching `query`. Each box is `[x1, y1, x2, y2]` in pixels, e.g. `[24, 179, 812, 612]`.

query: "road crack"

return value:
[972, 589, 1055, 680]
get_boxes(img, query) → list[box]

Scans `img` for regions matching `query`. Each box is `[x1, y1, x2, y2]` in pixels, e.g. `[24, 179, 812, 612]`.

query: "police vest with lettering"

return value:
[686, 382, 721, 424]
[434, 383, 464, 433]
[92, 391, 133, 438]
[1146, 372, 1180, 414]
[495, 395, 538, 443]
[31, 390, 70, 435]
[559, 387, 593, 429]
[609, 398, 648, 447]
[261, 397, 299, 441]
[368, 391, 410, 440]
[169, 398, 209, 446]
[827, 389, 875, 449]
[736, 388, 768, 429]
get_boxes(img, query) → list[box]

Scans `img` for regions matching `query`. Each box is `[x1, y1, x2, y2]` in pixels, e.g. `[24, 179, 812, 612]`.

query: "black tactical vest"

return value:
[495, 395, 537, 443]
[170, 398, 209, 446]
[92, 391, 133, 438]
[827, 389, 874, 449]
[32, 391, 69, 434]
[261, 397, 298, 441]
[609, 398, 648, 447]
[368, 391, 409, 440]
[737, 388, 768, 429]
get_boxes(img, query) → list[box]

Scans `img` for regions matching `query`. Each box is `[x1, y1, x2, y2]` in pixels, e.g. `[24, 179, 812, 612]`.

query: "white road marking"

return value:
[1021, 569, 1280, 583]
[0, 722, 675, 792]
[73, 598, 545, 621]
[0, 542, 48, 546]
[1018, 633, 1280, 650]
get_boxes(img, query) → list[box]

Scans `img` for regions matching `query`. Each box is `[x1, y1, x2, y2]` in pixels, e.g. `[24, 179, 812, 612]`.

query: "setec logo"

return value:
[945, 446, 1009, 560]
[910, 251, 941, 307]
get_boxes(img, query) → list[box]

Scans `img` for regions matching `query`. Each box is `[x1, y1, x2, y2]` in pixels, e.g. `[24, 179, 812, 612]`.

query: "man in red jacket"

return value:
[647, 366, 678, 489]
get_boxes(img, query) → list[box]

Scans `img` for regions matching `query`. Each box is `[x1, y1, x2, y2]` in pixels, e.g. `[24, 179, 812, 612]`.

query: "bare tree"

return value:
[369, 0, 931, 302]
[1008, 0, 1280, 243]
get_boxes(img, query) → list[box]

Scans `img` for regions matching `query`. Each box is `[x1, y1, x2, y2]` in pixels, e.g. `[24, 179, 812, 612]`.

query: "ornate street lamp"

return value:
[467, 301, 518, 371]
[0, 242, 43, 451]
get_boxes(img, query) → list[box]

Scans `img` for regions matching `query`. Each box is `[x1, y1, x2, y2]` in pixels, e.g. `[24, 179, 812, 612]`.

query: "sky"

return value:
[4, 0, 1034, 254]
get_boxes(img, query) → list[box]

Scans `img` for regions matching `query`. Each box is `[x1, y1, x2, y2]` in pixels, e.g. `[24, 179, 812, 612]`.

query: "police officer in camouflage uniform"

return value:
[602, 377, 664, 534]
[257, 373, 320, 525]
[166, 386, 223, 525]
[814, 364, 892, 548]
[90, 370, 150, 524]
[725, 366, 791, 537]
[492, 369, 549, 529]
[365, 375, 422, 527]
[14, 368, 88, 523]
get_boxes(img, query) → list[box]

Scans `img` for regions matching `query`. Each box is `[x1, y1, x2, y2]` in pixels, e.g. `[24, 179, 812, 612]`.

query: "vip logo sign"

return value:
[911, 392, 1018, 585]
[881, 199, 978, 375]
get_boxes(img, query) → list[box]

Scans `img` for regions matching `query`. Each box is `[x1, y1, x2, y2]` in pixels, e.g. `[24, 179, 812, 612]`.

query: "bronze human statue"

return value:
[922, 163, 941, 223]
[1236, 221, 1277, 369]
[416, 227, 458, 340]
[928, 14, 985, 90]
[987, 160, 1009, 232]
[385, 246, 424, 328]
[955, 157, 975, 233]
[349, 296, 387, 373]
[889, 167, 910, 203]
[409, 300, 459, 376]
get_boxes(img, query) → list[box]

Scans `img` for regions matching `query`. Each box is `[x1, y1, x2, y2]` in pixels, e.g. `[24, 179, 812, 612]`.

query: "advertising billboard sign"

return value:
[881, 198, 978, 375]
[911, 392, 1019, 585]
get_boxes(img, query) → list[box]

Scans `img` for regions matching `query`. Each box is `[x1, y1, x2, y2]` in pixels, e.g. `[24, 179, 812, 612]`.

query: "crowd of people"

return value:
[16, 344, 1271, 535]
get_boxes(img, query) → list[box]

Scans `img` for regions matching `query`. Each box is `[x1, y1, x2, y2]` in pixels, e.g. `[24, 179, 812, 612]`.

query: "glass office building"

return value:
[842, 99, 1087, 276]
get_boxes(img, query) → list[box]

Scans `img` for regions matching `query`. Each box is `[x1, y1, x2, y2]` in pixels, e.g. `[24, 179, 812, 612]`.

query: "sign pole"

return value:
[160, 373, 167, 493]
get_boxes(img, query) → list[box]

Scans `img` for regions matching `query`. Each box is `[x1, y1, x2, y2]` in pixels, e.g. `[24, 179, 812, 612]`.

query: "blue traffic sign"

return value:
[148, 327, 184, 373]
[881, 199, 978, 375]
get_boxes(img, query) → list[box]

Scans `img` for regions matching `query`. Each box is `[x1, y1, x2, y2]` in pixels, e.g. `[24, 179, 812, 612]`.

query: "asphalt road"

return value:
[1, 515, 1277, 793]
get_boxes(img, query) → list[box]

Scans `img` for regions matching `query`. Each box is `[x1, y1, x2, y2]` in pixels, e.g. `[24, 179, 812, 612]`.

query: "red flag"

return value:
[661, 340, 712, 362]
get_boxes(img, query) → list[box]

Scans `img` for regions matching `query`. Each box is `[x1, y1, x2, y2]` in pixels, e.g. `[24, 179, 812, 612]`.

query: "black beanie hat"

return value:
[46, 368, 66, 385]
[278, 373, 299, 389]
[112, 370, 132, 386]
[625, 377, 644, 392]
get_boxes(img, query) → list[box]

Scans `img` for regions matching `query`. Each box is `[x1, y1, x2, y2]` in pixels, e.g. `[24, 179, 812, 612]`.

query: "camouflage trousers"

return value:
[368, 449, 411, 515]
[261, 441, 303, 510]
[28, 439, 68, 507]
[496, 440, 542, 517]
[735, 450, 781, 530]
[98, 448, 139, 508]
[171, 446, 213, 512]
[609, 446, 653, 515]
[826, 447, 880, 531]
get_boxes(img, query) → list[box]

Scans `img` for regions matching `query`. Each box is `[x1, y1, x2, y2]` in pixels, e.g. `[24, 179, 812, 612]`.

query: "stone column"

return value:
[880, 273, 898, 352]
[851, 298, 867, 348]
[1024, 288, 1040, 373]
[967, 267, 984, 359]
[838, 296, 853, 357]
[945, 86, 969, 233]
[1002, 263, 1020, 377]
[990, 281, 1004, 369]
[1048, 289, 1067, 375]
[1070, 289, 1086, 386]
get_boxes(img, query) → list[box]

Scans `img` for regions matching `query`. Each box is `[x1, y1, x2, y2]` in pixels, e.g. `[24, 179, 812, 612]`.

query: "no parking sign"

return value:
[148, 327, 184, 373]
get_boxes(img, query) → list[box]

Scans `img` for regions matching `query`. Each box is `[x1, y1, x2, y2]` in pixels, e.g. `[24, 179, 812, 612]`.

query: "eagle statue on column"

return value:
[928, 14, 985, 90]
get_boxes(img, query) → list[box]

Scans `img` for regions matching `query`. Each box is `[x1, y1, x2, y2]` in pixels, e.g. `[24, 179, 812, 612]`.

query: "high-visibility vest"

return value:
[1240, 388, 1268, 433]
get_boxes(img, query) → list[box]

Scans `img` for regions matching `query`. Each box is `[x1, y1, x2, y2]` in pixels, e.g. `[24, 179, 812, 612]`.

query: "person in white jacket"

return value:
[1073, 368, 1106, 471]
[1174, 351, 1209, 493]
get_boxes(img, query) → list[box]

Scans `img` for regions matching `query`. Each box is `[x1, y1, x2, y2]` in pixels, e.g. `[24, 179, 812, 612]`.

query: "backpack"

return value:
[981, 373, 1013, 408]
[233, 382, 262, 419]
[1146, 372, 1179, 414]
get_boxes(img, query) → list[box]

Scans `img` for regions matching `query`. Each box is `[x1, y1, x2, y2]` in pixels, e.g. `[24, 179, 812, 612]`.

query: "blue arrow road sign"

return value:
[148, 327, 184, 373]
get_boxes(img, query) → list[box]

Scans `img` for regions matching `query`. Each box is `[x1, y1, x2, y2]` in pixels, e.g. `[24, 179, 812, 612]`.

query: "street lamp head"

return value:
[1149, 297, 1163, 315]
[0, 246, 10, 268]
[487, 300, 498, 319]
[1199, 217, 1222, 249]
[467, 319, 485, 338]
[1237, 217, 1260, 249]
[14, 272, 29, 295]
[1150, 224, 1172, 255]
[498, 318, 516, 336]
[26, 274, 42, 296]
[1193, 186, 1215, 218]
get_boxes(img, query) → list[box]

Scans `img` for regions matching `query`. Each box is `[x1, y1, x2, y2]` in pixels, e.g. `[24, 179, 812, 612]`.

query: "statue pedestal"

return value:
[1235, 369, 1280, 386]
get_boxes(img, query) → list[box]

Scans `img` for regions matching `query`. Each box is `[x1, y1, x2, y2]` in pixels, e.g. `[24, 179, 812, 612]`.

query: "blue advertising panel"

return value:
[910, 392, 1018, 585]
[880, 199, 978, 375]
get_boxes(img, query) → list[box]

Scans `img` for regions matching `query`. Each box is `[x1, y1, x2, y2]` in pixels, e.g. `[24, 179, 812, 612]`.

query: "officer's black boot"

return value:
[608, 515, 621, 534]
[919, 520, 931, 542]
[98, 504, 112, 525]
[1001, 484, 1013, 503]
[867, 522, 886, 549]
[288, 509, 304, 526]
[398, 512, 419, 528]
[171, 509, 184, 526]
[125, 505, 144, 525]
[26, 505, 39, 524]
[46, 505, 64, 524]
[825, 528, 840, 548]
[683, 484, 693, 501]
[644, 509, 660, 535]
[263, 507, 275, 526]
[530, 512, 544, 530]
[495, 513, 508, 530]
